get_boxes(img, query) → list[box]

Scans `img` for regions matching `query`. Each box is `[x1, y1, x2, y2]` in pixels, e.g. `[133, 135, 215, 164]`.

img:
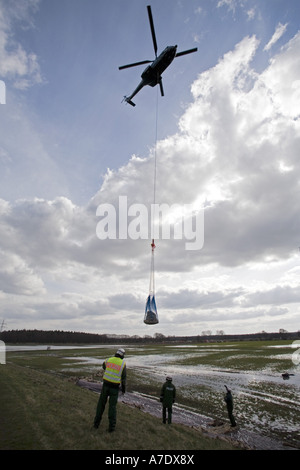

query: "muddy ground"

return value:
[77, 379, 298, 450]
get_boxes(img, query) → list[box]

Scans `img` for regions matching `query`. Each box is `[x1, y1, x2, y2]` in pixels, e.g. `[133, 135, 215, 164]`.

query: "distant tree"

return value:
[201, 330, 212, 336]
[154, 333, 165, 339]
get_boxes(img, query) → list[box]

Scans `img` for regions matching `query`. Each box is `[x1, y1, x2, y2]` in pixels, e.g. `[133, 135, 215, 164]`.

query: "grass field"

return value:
[0, 360, 236, 450]
[1, 339, 299, 449]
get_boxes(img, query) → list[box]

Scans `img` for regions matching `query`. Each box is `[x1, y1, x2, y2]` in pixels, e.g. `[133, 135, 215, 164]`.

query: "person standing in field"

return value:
[160, 376, 176, 424]
[224, 385, 237, 427]
[93, 348, 126, 432]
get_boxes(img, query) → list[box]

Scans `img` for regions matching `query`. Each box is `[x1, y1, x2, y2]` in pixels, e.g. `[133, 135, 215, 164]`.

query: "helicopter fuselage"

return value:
[125, 46, 177, 105]
[141, 45, 177, 86]
[120, 5, 197, 107]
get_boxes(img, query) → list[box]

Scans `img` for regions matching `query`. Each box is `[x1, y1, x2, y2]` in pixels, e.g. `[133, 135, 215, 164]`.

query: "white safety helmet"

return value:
[116, 348, 125, 358]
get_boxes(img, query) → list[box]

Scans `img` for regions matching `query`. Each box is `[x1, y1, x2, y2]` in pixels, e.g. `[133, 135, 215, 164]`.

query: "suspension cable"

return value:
[153, 82, 159, 209]
[149, 84, 159, 296]
[151, 83, 159, 244]
[144, 83, 160, 324]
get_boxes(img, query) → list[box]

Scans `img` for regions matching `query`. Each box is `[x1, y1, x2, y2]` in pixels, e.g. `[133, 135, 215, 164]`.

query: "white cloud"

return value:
[0, 248, 45, 295]
[0, 0, 43, 88]
[0, 95, 70, 201]
[217, 0, 250, 16]
[264, 22, 288, 51]
[1, 28, 300, 335]
[217, 0, 237, 13]
[246, 8, 256, 21]
[244, 285, 300, 307]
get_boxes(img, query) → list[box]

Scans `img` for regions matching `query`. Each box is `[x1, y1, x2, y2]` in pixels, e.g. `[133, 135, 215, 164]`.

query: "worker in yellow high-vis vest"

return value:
[93, 348, 126, 432]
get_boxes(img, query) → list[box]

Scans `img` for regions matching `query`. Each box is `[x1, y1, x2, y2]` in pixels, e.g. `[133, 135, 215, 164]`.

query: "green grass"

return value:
[170, 340, 294, 372]
[3, 339, 298, 448]
[6, 340, 294, 374]
[0, 362, 236, 450]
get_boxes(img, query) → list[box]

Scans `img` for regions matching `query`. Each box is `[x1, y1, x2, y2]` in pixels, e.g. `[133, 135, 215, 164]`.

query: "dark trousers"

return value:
[94, 382, 119, 431]
[162, 406, 172, 424]
[227, 406, 236, 427]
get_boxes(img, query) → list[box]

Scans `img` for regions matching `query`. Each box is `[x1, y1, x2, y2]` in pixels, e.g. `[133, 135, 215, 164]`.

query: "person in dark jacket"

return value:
[160, 376, 176, 424]
[93, 348, 126, 432]
[224, 386, 236, 427]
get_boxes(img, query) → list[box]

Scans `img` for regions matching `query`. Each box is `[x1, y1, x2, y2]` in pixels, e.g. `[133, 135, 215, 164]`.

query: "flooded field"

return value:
[123, 342, 300, 445]
[7, 340, 300, 447]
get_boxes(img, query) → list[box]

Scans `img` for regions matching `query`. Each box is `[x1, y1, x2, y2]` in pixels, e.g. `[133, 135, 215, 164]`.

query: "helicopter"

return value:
[119, 5, 198, 106]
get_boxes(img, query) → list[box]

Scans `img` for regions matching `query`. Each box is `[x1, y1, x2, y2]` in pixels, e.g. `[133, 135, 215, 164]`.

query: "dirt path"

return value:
[76, 379, 292, 450]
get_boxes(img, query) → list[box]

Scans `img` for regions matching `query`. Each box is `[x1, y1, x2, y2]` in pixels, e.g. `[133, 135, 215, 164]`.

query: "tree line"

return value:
[1, 328, 299, 345]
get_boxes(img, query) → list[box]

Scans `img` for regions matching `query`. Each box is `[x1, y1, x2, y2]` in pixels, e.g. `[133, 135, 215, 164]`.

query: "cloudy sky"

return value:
[0, 0, 300, 337]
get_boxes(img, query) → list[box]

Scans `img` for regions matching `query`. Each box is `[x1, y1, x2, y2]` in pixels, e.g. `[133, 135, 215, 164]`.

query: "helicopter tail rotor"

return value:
[122, 96, 136, 107]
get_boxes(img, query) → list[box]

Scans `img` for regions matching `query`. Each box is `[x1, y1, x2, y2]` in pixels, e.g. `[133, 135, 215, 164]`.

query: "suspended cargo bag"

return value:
[144, 294, 158, 325]
[144, 293, 158, 324]
[144, 239, 159, 324]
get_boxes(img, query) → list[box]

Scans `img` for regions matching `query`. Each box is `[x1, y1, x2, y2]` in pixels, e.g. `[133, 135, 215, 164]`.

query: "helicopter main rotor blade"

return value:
[159, 78, 164, 97]
[175, 47, 198, 58]
[147, 5, 158, 57]
[119, 60, 152, 70]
